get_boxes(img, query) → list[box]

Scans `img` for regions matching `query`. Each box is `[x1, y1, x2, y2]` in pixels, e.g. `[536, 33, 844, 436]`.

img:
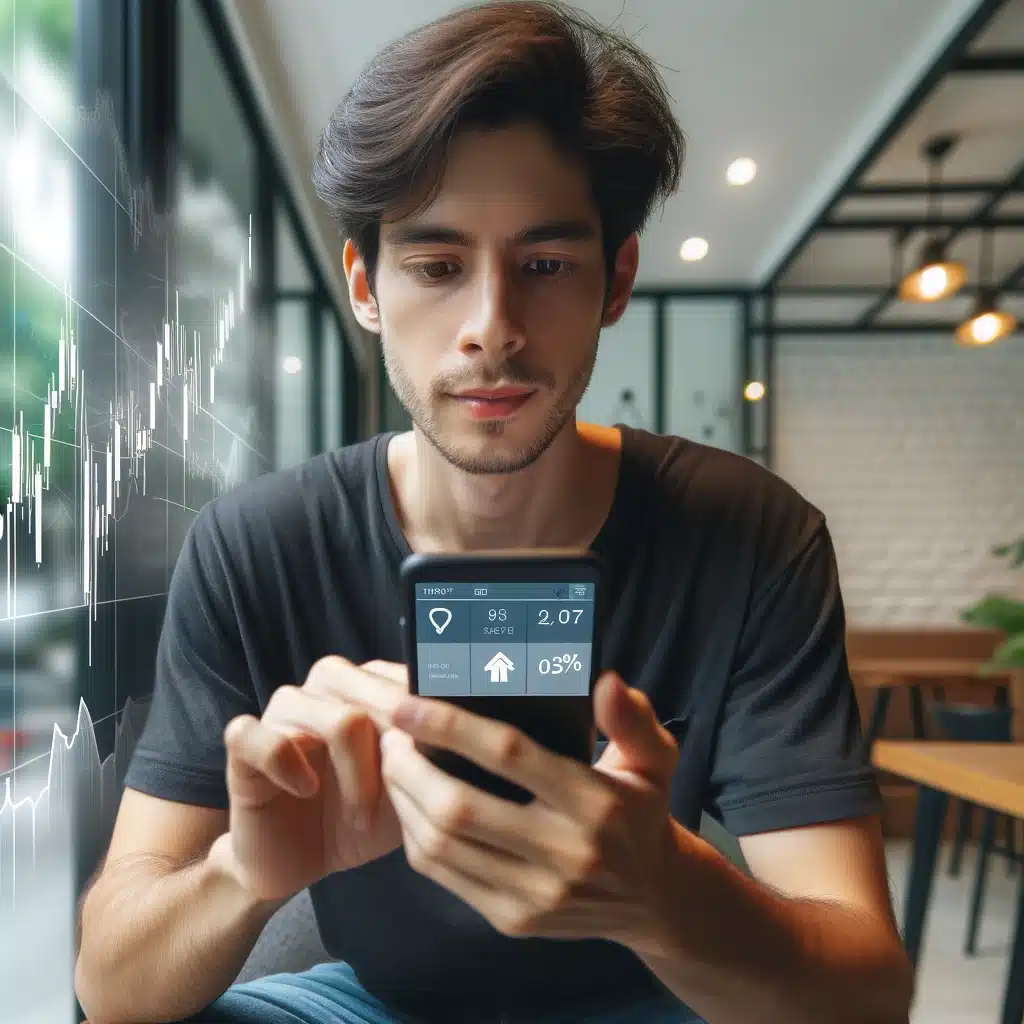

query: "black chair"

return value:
[928, 699, 1018, 957]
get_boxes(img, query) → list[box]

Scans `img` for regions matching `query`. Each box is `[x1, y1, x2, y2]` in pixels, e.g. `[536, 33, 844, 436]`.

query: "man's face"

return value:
[345, 122, 637, 474]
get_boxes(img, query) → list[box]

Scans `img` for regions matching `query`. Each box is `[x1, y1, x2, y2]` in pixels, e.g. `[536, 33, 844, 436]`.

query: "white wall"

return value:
[775, 333, 1024, 626]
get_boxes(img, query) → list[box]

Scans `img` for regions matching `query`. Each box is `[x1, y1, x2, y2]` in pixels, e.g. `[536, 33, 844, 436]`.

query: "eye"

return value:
[526, 258, 573, 277]
[413, 261, 456, 282]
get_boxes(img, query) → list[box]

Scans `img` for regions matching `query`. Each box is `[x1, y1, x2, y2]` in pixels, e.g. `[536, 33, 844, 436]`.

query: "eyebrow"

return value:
[385, 219, 599, 248]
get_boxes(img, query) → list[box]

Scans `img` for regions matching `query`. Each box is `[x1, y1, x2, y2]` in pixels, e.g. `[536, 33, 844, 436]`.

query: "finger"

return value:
[265, 686, 383, 827]
[592, 673, 678, 785]
[389, 783, 594, 941]
[387, 783, 526, 888]
[361, 660, 409, 685]
[224, 714, 320, 804]
[379, 728, 584, 869]
[305, 655, 407, 730]
[391, 696, 598, 816]
[387, 783, 525, 933]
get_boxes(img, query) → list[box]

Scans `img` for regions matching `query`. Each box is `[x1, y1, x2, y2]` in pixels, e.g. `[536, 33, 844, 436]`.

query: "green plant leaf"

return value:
[961, 594, 1024, 634]
[989, 633, 1024, 670]
[992, 537, 1024, 568]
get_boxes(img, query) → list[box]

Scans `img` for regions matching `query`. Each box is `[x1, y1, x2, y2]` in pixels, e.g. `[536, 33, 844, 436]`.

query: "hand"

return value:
[222, 657, 408, 902]
[379, 671, 682, 955]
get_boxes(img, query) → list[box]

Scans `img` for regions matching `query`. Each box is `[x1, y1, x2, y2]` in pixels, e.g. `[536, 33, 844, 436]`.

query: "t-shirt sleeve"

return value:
[703, 514, 882, 836]
[123, 503, 260, 809]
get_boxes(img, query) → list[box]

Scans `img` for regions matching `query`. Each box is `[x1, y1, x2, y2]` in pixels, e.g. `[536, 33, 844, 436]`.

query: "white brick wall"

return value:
[775, 334, 1024, 626]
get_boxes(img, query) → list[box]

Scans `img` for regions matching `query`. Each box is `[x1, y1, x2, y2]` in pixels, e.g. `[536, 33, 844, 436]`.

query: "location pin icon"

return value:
[428, 607, 452, 635]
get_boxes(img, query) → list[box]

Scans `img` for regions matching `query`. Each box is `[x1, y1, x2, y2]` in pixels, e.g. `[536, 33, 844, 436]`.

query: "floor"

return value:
[887, 839, 1020, 1024]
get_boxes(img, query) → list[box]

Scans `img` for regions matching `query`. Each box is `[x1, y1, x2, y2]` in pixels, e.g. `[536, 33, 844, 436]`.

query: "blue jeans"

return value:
[181, 962, 704, 1023]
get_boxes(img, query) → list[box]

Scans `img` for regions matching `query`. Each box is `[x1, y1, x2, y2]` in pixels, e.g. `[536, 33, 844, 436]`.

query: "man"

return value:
[75, 2, 913, 1022]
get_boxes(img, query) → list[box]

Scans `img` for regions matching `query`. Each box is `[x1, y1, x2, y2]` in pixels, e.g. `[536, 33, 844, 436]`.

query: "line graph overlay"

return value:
[1, 14, 273, 941]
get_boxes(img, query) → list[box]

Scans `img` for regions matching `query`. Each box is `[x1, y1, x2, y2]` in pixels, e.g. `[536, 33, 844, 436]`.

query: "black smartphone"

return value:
[399, 550, 604, 804]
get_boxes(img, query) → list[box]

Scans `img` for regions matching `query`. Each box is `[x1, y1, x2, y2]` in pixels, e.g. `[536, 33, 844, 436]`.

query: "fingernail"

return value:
[393, 697, 424, 730]
[352, 810, 369, 832]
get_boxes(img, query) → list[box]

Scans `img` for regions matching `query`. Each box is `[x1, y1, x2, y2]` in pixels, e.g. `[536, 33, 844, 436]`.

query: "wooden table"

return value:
[850, 658, 1013, 751]
[873, 741, 1024, 1024]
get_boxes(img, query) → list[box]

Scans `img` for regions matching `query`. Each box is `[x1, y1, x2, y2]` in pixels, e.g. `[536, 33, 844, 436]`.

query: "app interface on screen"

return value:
[414, 581, 595, 696]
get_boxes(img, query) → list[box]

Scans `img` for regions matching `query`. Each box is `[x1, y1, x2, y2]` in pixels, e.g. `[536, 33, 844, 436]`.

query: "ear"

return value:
[343, 239, 381, 335]
[600, 233, 639, 328]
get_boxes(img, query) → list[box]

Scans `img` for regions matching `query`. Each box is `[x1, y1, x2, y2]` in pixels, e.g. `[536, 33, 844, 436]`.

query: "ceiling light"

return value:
[680, 237, 708, 262]
[743, 381, 765, 401]
[282, 355, 303, 374]
[898, 134, 965, 303]
[956, 289, 1017, 347]
[726, 158, 757, 186]
[899, 237, 966, 302]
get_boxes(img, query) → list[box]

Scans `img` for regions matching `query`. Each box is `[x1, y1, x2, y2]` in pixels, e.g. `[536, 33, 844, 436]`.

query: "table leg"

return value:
[862, 687, 893, 757]
[1000, 869, 1024, 1024]
[909, 685, 927, 739]
[903, 785, 948, 970]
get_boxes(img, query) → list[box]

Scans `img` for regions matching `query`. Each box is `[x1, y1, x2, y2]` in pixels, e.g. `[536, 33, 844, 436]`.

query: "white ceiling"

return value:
[258, 0, 991, 288]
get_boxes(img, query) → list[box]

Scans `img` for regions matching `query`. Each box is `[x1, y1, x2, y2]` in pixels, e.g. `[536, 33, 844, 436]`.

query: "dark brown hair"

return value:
[311, 0, 685, 297]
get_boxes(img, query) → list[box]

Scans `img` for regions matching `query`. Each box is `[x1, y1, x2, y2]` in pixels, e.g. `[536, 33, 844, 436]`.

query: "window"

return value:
[322, 309, 343, 450]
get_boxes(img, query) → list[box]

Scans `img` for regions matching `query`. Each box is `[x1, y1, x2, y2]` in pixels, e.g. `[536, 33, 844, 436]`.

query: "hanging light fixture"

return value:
[956, 294, 1016, 346]
[899, 134, 966, 303]
[956, 228, 1017, 346]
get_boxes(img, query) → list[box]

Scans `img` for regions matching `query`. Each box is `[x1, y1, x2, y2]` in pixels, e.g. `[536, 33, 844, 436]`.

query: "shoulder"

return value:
[623, 428, 827, 585]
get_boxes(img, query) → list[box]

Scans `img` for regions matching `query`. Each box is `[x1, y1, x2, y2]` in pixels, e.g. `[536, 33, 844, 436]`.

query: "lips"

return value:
[455, 387, 535, 400]
[449, 387, 536, 420]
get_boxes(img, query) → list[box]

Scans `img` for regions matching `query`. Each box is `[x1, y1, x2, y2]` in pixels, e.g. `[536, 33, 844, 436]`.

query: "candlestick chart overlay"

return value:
[1, 9, 274, 1019]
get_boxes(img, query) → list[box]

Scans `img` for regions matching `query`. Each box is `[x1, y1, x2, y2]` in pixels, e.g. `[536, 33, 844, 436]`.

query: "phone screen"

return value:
[411, 579, 596, 698]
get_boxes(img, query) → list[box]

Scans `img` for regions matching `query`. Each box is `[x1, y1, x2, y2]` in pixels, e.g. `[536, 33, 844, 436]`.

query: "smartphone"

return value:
[399, 550, 604, 804]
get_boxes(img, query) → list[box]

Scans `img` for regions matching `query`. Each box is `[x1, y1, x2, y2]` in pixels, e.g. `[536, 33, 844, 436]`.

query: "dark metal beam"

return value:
[740, 295, 752, 456]
[762, 0, 1011, 289]
[775, 284, 1024, 296]
[823, 215, 1024, 231]
[653, 298, 666, 434]
[849, 181, 1021, 196]
[998, 257, 1024, 293]
[631, 286, 750, 299]
[856, 153, 1024, 326]
[757, 322, 1022, 336]
[952, 53, 1024, 73]
[763, 291, 775, 469]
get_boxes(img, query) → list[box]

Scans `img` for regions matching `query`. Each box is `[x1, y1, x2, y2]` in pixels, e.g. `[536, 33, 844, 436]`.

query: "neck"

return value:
[386, 420, 622, 554]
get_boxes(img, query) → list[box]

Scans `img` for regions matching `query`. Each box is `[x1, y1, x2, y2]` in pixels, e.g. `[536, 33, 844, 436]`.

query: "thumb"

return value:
[593, 672, 677, 784]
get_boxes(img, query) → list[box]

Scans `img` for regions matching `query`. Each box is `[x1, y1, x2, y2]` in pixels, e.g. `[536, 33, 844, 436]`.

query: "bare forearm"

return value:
[635, 823, 913, 1024]
[76, 833, 287, 1024]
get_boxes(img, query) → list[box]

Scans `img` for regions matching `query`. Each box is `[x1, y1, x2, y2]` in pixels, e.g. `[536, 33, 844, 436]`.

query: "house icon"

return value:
[483, 652, 514, 684]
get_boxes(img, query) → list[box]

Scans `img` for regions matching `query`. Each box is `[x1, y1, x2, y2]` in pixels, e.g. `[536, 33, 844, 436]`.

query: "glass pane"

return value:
[577, 299, 655, 429]
[322, 309, 342, 450]
[177, 0, 269, 479]
[276, 299, 312, 466]
[0, 2, 83, 1017]
[277, 198, 312, 292]
[665, 298, 741, 451]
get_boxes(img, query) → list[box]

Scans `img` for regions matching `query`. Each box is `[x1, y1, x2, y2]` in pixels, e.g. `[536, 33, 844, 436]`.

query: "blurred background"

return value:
[0, 1, 1021, 1022]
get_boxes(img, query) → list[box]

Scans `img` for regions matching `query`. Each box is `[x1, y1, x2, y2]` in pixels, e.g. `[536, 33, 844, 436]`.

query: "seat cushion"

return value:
[235, 889, 335, 983]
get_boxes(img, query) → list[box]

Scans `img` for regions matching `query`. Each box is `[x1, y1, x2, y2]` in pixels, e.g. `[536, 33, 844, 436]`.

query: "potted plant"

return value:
[961, 537, 1024, 671]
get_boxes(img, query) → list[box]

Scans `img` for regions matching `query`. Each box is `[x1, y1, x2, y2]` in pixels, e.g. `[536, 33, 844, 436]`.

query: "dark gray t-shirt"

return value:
[124, 426, 880, 1017]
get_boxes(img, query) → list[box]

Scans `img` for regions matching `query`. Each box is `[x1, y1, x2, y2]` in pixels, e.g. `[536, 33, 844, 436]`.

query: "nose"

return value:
[456, 258, 526, 361]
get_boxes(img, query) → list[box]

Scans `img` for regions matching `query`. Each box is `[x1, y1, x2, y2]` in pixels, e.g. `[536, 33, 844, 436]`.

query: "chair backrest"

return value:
[928, 702, 1014, 744]
[846, 627, 1004, 662]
